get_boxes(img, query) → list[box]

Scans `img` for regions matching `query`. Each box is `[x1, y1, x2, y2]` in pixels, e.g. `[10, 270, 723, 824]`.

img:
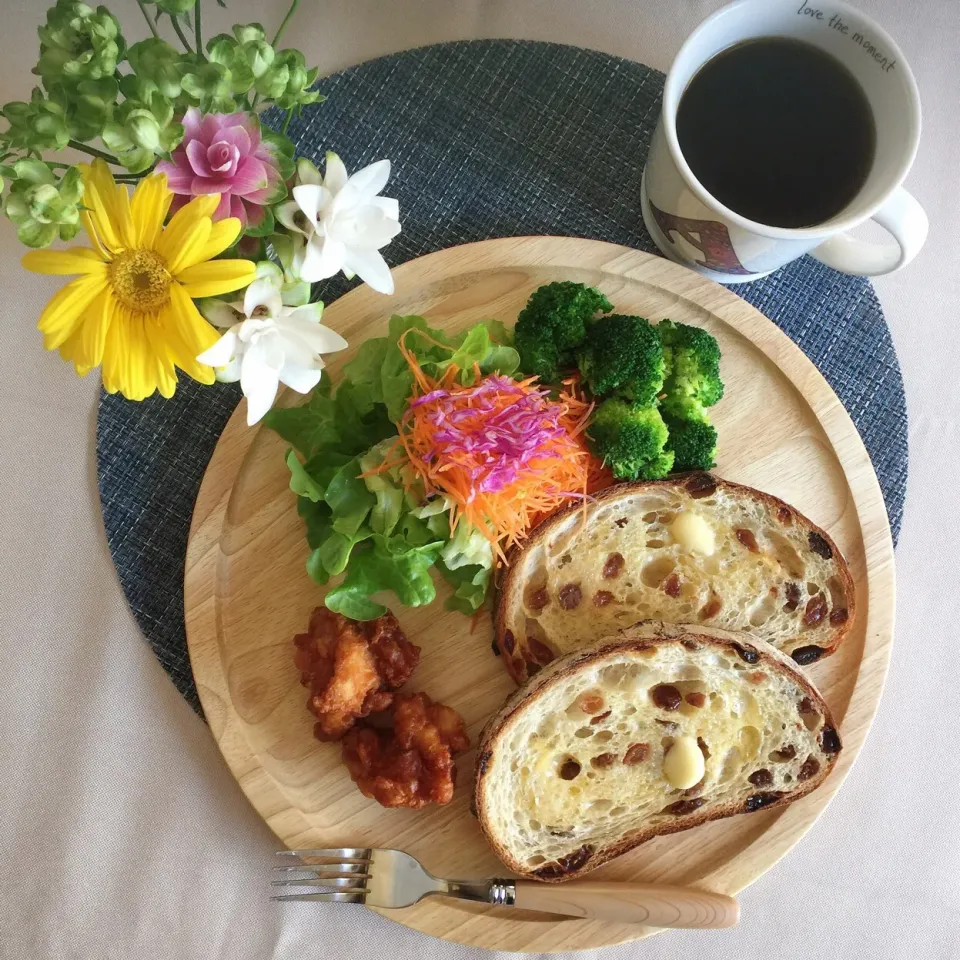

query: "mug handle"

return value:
[809, 187, 928, 277]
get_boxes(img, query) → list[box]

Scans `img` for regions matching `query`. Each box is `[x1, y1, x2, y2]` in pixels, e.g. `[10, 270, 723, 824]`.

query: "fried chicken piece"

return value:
[292, 608, 420, 741]
[342, 693, 470, 808]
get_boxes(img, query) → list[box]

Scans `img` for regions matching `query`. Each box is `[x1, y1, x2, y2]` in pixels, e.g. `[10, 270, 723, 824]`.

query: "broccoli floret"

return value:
[657, 319, 724, 414]
[636, 450, 676, 480]
[587, 398, 674, 480]
[664, 411, 718, 471]
[513, 324, 562, 382]
[577, 314, 665, 404]
[515, 281, 613, 381]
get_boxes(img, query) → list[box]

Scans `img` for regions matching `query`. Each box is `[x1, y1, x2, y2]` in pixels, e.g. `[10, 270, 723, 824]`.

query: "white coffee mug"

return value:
[641, 0, 928, 283]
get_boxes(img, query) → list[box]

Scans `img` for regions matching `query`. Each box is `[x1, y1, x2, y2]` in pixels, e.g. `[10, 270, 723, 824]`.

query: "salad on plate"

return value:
[266, 280, 725, 624]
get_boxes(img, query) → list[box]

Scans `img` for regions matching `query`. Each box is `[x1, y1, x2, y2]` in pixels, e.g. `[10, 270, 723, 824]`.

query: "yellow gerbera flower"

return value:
[22, 159, 257, 400]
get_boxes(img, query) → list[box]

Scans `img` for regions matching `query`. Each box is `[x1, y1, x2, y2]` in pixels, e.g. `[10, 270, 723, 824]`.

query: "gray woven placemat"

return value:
[96, 40, 908, 714]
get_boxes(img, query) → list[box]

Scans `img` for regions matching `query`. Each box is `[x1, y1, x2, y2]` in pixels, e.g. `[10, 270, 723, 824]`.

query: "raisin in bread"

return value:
[496, 473, 854, 683]
[475, 621, 842, 882]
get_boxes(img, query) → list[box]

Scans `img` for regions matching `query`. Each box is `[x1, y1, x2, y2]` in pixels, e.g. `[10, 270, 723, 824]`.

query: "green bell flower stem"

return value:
[67, 139, 123, 165]
[282, 107, 293, 134]
[171, 16, 194, 54]
[135, 0, 162, 40]
[272, 0, 301, 46]
[194, 1, 203, 58]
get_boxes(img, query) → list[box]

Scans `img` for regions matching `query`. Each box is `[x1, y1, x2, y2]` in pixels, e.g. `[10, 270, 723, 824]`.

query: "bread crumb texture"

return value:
[481, 638, 837, 872]
[506, 479, 852, 672]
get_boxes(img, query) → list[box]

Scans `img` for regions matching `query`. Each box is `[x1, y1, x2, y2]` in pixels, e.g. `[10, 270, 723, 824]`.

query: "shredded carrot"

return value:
[559, 374, 615, 495]
[523, 374, 614, 530]
[371, 335, 610, 560]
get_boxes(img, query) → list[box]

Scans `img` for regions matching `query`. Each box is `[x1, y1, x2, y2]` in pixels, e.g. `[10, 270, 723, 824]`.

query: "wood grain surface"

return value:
[184, 237, 895, 952]
[511, 881, 740, 927]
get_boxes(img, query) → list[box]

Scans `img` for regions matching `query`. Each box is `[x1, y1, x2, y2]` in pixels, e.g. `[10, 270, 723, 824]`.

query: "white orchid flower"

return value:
[196, 262, 348, 426]
[275, 152, 401, 295]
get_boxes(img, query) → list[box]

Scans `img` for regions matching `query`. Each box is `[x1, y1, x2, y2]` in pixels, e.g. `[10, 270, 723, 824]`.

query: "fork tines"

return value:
[272, 875, 369, 887]
[277, 848, 372, 861]
[271, 891, 366, 903]
[271, 848, 372, 903]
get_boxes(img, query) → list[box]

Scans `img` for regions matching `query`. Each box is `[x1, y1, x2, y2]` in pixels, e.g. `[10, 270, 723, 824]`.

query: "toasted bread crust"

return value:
[475, 621, 842, 881]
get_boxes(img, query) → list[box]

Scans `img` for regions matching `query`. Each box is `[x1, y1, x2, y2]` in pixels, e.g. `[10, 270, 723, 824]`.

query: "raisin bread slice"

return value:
[475, 621, 842, 882]
[496, 473, 855, 684]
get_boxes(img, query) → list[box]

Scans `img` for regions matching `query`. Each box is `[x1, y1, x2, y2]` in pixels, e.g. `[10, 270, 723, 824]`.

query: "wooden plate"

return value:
[185, 237, 895, 952]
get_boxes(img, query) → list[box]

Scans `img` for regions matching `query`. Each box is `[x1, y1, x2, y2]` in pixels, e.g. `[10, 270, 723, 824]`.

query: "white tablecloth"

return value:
[2, 1, 958, 957]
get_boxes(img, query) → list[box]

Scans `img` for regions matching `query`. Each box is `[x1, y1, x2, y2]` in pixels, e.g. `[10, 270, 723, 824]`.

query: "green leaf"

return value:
[478, 317, 514, 347]
[324, 457, 375, 537]
[305, 547, 330, 585]
[322, 589, 385, 621]
[341, 337, 388, 405]
[324, 536, 442, 620]
[300, 503, 373, 586]
[316, 526, 372, 576]
[446, 323, 490, 367]
[395, 511, 442, 547]
[298, 496, 334, 550]
[243, 204, 275, 237]
[436, 559, 491, 615]
[440, 519, 494, 572]
[380, 316, 453, 421]
[286, 448, 324, 501]
[265, 372, 395, 461]
[357, 440, 406, 538]
[370, 484, 403, 536]
[360, 316, 518, 421]
[333, 375, 376, 419]
[386, 314, 455, 359]
[425, 511, 451, 540]
[264, 379, 337, 457]
[273, 150, 295, 181]
[269, 309, 523, 623]
[335, 383, 396, 454]
[261, 126, 295, 157]
[440, 322, 520, 385]
[300, 450, 351, 493]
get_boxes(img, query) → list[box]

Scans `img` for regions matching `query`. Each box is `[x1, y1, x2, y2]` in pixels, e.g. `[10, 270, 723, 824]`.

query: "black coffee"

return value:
[676, 37, 876, 228]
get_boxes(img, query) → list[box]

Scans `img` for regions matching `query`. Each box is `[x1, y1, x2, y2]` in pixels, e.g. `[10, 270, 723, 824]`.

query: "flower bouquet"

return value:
[6, 0, 401, 423]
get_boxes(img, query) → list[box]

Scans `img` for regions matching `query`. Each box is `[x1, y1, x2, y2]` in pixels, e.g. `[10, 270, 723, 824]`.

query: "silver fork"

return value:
[272, 848, 739, 928]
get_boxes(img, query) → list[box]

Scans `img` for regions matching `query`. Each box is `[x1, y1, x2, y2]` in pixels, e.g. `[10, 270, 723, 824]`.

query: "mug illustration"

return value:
[648, 200, 752, 275]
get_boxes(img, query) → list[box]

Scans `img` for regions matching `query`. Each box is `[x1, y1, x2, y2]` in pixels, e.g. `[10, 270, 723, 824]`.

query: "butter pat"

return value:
[670, 512, 715, 555]
[663, 735, 705, 789]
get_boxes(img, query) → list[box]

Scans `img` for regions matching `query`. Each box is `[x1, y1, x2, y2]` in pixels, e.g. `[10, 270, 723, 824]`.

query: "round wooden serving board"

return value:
[185, 237, 895, 952]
